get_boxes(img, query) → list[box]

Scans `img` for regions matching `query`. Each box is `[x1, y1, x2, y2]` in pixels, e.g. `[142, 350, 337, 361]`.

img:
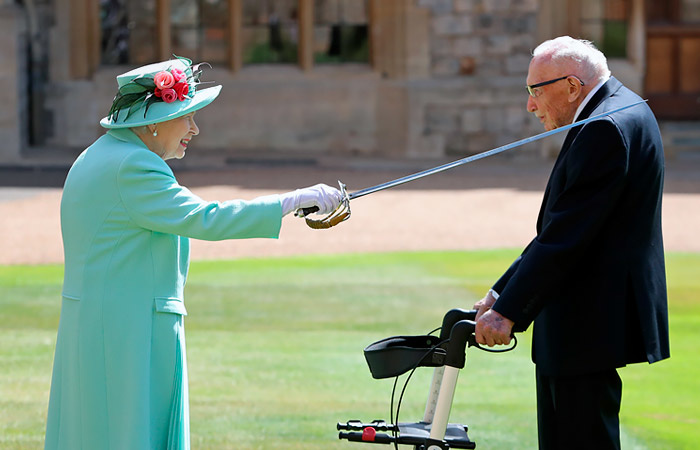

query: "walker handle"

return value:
[439, 309, 477, 340]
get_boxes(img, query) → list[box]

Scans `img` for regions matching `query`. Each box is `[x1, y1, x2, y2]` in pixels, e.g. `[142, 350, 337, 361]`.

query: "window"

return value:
[681, 0, 700, 23]
[101, 0, 159, 65]
[313, 0, 370, 64]
[171, 0, 229, 64]
[602, 0, 629, 58]
[647, 0, 700, 25]
[579, 0, 629, 59]
[99, 0, 371, 69]
[241, 0, 299, 64]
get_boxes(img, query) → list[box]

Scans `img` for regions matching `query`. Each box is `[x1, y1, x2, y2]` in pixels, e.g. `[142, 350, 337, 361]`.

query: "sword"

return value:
[297, 100, 647, 228]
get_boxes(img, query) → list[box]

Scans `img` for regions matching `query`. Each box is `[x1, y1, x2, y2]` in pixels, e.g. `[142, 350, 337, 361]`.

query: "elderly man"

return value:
[474, 36, 670, 449]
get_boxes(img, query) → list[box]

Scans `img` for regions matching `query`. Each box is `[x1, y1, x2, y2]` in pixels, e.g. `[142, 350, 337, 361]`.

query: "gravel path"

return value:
[1, 158, 698, 265]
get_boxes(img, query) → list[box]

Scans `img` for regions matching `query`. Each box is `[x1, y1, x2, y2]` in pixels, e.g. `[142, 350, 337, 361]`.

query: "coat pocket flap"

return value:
[154, 297, 187, 316]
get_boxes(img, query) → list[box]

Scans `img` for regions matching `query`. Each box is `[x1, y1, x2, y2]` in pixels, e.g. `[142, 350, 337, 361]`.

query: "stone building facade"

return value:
[1, 0, 699, 165]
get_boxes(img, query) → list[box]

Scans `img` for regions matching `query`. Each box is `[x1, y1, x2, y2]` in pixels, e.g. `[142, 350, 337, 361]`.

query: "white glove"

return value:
[279, 184, 343, 216]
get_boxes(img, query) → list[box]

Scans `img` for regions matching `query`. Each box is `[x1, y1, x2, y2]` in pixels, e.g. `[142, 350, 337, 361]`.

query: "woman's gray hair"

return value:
[533, 36, 611, 85]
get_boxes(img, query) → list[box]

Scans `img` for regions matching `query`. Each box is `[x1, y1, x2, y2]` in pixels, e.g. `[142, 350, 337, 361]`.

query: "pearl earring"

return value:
[152, 129, 158, 137]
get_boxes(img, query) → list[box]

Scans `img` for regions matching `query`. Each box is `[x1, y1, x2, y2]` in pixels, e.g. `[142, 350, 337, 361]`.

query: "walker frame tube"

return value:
[422, 366, 445, 424]
[428, 365, 460, 442]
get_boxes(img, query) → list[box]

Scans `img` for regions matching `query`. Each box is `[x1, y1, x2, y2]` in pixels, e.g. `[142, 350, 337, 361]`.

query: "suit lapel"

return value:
[536, 77, 622, 232]
[577, 77, 622, 120]
[559, 77, 620, 152]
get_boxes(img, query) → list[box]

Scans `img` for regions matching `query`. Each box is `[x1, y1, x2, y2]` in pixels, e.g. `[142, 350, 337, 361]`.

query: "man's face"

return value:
[525, 58, 580, 131]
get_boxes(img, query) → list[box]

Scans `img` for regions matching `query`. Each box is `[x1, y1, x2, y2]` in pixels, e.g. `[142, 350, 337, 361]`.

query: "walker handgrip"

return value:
[445, 319, 476, 369]
[440, 309, 478, 340]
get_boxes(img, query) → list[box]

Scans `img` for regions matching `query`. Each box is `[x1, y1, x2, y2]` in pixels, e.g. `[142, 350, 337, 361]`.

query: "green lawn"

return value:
[0, 251, 698, 449]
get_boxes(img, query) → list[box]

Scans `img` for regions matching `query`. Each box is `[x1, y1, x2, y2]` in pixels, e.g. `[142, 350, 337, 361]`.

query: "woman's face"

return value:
[152, 113, 199, 160]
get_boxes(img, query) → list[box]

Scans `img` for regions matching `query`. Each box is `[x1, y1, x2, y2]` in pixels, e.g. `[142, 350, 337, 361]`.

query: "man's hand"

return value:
[475, 309, 514, 347]
[473, 290, 497, 321]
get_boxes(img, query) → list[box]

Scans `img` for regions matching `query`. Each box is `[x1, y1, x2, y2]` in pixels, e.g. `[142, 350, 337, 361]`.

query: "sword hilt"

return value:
[295, 181, 351, 229]
[297, 205, 319, 217]
[294, 180, 349, 219]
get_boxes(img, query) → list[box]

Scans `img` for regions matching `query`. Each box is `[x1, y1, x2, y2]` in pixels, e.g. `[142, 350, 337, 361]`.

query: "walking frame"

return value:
[336, 308, 516, 450]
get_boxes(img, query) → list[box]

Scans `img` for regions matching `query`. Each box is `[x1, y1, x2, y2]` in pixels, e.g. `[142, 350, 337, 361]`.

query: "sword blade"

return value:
[347, 100, 647, 200]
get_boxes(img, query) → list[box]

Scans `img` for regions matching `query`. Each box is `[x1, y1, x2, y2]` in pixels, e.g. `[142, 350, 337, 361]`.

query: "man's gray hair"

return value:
[533, 36, 611, 85]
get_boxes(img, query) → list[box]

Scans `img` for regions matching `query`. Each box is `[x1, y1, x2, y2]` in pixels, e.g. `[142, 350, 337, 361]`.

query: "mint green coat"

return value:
[44, 129, 282, 450]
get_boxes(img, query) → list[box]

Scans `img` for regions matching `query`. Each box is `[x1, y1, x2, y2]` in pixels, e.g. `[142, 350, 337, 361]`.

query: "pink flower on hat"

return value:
[173, 82, 189, 101]
[160, 88, 177, 103]
[171, 68, 186, 83]
[154, 71, 175, 89]
[105, 55, 215, 126]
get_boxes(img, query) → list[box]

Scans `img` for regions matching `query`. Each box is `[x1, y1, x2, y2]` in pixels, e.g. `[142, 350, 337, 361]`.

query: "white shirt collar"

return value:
[572, 76, 611, 123]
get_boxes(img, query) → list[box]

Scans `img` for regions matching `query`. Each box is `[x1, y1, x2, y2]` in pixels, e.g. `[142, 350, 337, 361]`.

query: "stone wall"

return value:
[406, 0, 543, 158]
[0, 4, 27, 163]
[20, 0, 551, 162]
[43, 65, 383, 159]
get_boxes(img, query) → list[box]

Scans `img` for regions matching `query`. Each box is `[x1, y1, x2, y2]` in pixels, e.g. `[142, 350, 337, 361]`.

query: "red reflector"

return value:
[362, 427, 377, 441]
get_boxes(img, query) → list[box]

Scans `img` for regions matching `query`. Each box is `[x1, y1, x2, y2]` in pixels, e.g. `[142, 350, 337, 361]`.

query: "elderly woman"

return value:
[44, 57, 342, 450]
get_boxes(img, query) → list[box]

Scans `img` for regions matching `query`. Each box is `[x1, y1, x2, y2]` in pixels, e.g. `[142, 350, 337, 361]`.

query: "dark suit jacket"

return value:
[491, 77, 670, 376]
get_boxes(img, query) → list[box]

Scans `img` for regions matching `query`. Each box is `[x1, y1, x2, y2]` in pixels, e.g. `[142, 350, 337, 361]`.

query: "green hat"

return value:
[100, 56, 221, 129]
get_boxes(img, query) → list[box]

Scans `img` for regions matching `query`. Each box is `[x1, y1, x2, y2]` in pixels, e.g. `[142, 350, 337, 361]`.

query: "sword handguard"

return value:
[301, 181, 351, 229]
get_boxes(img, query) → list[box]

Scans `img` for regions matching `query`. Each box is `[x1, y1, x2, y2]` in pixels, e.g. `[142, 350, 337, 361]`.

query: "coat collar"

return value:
[558, 77, 622, 154]
[538, 77, 624, 221]
[104, 127, 174, 175]
[106, 128, 150, 149]
[574, 76, 623, 121]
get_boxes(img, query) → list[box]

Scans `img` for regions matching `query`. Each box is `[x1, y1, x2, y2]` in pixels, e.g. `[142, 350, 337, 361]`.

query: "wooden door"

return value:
[646, 0, 700, 119]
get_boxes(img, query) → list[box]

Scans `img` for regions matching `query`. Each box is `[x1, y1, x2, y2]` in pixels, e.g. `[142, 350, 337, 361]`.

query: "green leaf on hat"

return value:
[174, 54, 192, 67]
[124, 96, 148, 120]
[109, 92, 147, 120]
[132, 77, 157, 90]
[143, 94, 160, 117]
[118, 83, 148, 95]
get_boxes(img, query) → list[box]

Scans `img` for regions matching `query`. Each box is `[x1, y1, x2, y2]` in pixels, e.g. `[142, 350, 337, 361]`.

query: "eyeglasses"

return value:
[526, 75, 585, 98]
